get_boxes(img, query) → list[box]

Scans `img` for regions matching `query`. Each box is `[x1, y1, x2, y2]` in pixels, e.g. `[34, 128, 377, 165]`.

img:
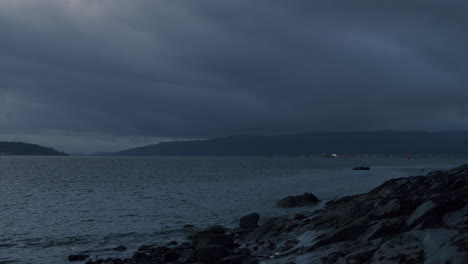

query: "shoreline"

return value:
[70, 165, 468, 264]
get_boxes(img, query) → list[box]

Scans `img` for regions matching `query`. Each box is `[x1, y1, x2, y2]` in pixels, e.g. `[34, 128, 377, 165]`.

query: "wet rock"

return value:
[267, 241, 276, 249]
[250, 217, 288, 238]
[85, 257, 125, 264]
[368, 220, 406, 240]
[68, 254, 89, 261]
[167, 240, 178, 246]
[235, 247, 251, 256]
[314, 225, 369, 247]
[131, 252, 151, 263]
[218, 254, 252, 264]
[276, 192, 320, 208]
[192, 225, 227, 247]
[197, 233, 235, 249]
[178, 241, 193, 249]
[197, 245, 232, 263]
[353, 166, 370, 170]
[177, 248, 197, 263]
[137, 245, 151, 252]
[112, 245, 127, 251]
[206, 225, 227, 234]
[370, 234, 425, 263]
[162, 249, 181, 262]
[147, 246, 168, 258]
[450, 178, 466, 190]
[239, 213, 260, 229]
[293, 213, 307, 220]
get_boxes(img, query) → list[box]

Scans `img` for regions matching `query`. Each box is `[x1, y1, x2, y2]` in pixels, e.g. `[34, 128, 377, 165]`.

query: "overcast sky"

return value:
[0, 0, 467, 153]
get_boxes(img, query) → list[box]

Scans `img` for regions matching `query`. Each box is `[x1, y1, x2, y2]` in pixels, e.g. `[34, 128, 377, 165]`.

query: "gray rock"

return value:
[112, 245, 127, 251]
[131, 252, 151, 263]
[218, 254, 252, 264]
[197, 245, 232, 263]
[239, 213, 260, 229]
[276, 192, 320, 208]
[314, 225, 369, 248]
[162, 249, 181, 262]
[192, 225, 227, 247]
[197, 234, 234, 249]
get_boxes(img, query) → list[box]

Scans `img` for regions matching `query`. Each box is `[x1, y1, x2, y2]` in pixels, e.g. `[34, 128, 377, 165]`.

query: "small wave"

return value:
[119, 214, 138, 218]
[18, 235, 94, 249]
[0, 243, 16, 248]
[0, 260, 21, 264]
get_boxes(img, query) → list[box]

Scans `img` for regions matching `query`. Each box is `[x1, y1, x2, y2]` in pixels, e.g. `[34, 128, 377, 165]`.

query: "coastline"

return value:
[70, 165, 468, 264]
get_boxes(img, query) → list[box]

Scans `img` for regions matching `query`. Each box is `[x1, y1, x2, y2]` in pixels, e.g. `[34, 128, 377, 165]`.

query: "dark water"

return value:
[0, 156, 464, 263]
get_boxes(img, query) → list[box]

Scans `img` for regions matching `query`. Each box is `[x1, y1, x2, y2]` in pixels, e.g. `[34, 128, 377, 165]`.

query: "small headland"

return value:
[0, 141, 67, 156]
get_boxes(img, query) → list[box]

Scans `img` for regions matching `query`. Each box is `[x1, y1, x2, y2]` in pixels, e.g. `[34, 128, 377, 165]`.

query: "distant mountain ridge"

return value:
[113, 131, 468, 156]
[0, 142, 67, 156]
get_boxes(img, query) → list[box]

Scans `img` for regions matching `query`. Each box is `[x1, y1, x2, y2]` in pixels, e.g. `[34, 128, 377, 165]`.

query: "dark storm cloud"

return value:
[1, 0, 467, 152]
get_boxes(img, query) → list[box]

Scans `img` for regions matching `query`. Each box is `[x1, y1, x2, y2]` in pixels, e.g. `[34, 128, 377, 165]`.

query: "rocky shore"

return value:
[71, 165, 468, 264]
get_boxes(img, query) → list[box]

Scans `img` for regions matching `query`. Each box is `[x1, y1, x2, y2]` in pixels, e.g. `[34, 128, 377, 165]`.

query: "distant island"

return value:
[0, 142, 67, 156]
[113, 131, 468, 156]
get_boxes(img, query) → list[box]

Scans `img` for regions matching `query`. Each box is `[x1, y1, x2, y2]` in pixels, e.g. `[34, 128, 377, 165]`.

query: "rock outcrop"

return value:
[276, 193, 321, 208]
[239, 213, 260, 229]
[236, 164, 468, 264]
[74, 165, 468, 264]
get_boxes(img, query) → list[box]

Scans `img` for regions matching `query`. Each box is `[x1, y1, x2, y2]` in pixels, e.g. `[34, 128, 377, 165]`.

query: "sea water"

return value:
[0, 156, 464, 263]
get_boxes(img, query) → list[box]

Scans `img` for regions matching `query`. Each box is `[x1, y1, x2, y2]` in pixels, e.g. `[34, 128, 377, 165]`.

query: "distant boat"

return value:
[408, 154, 412, 160]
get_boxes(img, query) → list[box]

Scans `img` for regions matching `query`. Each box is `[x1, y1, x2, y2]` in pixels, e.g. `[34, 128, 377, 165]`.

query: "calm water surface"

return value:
[0, 156, 464, 263]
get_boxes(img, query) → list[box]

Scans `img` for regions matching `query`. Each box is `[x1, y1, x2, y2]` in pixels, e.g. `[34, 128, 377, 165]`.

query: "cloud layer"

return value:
[1, 0, 467, 152]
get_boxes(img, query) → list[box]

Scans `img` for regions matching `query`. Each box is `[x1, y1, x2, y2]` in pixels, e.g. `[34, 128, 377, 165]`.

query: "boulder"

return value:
[197, 245, 232, 263]
[314, 225, 369, 248]
[192, 225, 227, 246]
[131, 252, 151, 263]
[276, 192, 320, 208]
[167, 240, 178, 246]
[162, 249, 181, 262]
[197, 234, 235, 249]
[239, 213, 260, 229]
[112, 245, 127, 251]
